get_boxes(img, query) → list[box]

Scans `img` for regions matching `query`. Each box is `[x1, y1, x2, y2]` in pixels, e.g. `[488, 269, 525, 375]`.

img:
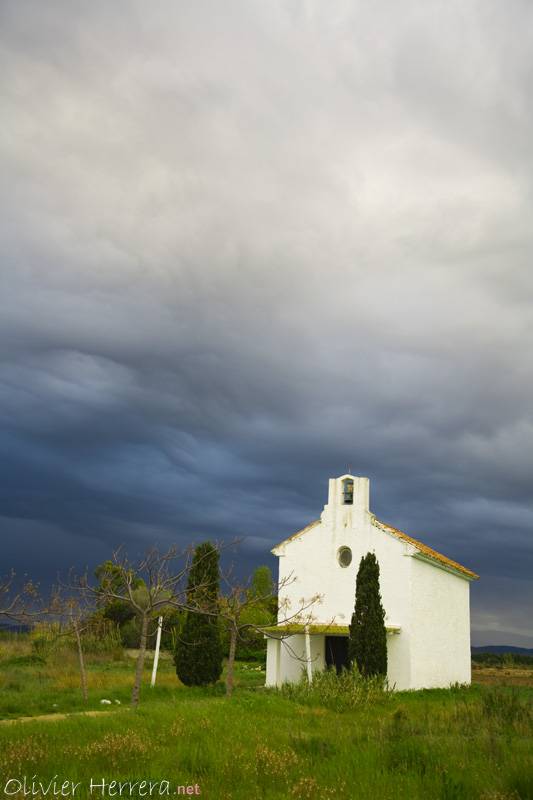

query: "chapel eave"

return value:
[270, 520, 321, 555]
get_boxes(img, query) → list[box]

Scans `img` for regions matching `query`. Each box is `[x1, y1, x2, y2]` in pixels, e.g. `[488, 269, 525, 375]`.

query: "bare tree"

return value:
[1, 568, 99, 704]
[0, 571, 42, 626]
[182, 571, 323, 697]
[64, 541, 239, 708]
[0, 570, 95, 709]
[46, 587, 96, 703]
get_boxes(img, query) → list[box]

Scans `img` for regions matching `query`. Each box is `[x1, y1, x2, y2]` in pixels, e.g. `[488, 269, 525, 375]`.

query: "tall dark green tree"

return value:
[174, 541, 223, 686]
[348, 552, 387, 677]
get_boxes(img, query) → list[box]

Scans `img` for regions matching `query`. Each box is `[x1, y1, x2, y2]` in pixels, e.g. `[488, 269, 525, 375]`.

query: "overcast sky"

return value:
[1, 0, 532, 647]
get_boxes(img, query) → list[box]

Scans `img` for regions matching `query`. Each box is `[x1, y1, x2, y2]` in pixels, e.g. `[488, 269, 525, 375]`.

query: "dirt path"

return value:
[0, 709, 125, 725]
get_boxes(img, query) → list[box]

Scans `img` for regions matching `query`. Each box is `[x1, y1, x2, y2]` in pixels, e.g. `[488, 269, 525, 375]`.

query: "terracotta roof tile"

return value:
[373, 519, 479, 580]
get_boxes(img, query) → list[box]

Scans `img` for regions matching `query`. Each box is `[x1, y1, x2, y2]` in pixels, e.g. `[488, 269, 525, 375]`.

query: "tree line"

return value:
[0, 538, 319, 705]
[472, 652, 533, 667]
[1, 541, 389, 706]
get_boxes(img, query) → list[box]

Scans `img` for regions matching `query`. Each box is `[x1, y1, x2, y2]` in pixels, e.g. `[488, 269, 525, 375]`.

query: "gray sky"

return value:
[1, 0, 532, 647]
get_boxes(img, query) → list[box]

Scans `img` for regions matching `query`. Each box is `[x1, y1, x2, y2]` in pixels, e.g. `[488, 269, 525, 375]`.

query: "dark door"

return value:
[325, 636, 350, 675]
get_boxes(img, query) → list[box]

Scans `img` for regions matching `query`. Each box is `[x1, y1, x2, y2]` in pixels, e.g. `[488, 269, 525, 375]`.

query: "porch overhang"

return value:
[263, 623, 402, 637]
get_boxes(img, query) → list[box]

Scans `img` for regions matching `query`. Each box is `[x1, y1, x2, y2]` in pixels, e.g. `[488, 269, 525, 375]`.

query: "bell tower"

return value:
[325, 474, 370, 514]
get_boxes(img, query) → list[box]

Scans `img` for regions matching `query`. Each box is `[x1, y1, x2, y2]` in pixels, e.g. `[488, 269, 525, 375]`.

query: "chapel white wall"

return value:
[409, 558, 472, 689]
[265, 637, 281, 687]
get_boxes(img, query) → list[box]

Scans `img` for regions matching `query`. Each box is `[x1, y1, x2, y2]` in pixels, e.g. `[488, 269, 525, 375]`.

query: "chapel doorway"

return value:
[325, 636, 350, 675]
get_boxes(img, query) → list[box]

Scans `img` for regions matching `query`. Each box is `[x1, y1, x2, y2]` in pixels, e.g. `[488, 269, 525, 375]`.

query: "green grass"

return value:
[0, 651, 532, 799]
[0, 648, 265, 719]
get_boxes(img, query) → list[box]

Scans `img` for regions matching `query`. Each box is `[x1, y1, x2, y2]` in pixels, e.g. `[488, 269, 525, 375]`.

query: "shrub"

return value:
[79, 618, 123, 655]
[31, 636, 53, 657]
[29, 618, 122, 658]
[29, 623, 60, 657]
[281, 665, 392, 711]
[2, 654, 47, 667]
[235, 646, 266, 664]
[119, 619, 142, 649]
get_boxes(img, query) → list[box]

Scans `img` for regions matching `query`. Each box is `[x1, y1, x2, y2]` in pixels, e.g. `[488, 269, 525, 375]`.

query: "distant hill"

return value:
[472, 645, 533, 656]
[0, 620, 30, 633]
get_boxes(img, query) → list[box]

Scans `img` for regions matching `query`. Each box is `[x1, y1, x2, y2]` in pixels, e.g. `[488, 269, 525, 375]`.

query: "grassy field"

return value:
[471, 664, 533, 689]
[0, 644, 532, 800]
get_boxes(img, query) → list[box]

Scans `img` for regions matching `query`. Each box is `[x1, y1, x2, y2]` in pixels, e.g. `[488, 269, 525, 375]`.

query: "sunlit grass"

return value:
[0, 637, 531, 799]
[0, 640, 264, 720]
[0, 683, 531, 799]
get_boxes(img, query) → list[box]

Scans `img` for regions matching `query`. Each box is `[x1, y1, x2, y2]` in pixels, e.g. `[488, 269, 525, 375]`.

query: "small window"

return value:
[337, 547, 352, 568]
[343, 479, 354, 505]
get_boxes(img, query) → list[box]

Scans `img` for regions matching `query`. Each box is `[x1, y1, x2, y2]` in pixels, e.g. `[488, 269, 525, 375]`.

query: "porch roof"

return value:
[263, 623, 402, 637]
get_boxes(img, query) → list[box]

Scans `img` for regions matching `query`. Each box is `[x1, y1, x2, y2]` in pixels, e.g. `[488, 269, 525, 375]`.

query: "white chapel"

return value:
[265, 474, 478, 691]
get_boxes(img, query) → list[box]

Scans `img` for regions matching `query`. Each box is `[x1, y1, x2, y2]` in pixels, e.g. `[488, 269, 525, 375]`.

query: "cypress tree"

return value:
[348, 552, 387, 677]
[174, 541, 223, 686]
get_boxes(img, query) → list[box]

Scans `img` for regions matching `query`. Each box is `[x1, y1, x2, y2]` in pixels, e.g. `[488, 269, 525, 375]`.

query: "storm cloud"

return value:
[1, 0, 532, 645]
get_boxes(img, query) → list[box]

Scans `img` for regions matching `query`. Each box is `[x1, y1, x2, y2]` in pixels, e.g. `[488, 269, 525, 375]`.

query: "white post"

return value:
[305, 624, 313, 684]
[150, 616, 163, 688]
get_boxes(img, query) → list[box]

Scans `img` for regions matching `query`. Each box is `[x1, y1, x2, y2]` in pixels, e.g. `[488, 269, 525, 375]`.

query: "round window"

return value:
[337, 547, 352, 568]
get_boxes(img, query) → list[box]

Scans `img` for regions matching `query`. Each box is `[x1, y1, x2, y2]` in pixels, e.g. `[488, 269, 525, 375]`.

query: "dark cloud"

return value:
[1, 0, 532, 645]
